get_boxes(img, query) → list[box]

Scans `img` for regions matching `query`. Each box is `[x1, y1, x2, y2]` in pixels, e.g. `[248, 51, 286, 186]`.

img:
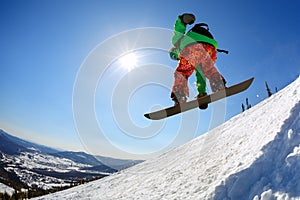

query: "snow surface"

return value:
[32, 76, 300, 200]
[0, 182, 14, 196]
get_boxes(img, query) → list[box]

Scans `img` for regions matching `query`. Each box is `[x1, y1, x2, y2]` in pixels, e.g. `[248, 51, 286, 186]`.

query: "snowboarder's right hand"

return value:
[180, 13, 196, 25]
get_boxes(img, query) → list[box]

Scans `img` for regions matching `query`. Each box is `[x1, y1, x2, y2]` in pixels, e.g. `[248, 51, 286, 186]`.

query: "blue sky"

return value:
[1, 0, 300, 159]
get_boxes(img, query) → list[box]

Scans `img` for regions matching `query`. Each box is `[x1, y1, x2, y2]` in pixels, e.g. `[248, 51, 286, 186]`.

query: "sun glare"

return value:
[119, 52, 138, 71]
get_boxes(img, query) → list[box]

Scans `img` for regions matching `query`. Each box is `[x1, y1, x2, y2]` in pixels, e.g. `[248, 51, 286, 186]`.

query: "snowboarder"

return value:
[169, 13, 226, 109]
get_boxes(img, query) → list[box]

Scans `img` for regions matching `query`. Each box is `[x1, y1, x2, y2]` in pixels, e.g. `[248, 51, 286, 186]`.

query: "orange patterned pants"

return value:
[171, 43, 223, 98]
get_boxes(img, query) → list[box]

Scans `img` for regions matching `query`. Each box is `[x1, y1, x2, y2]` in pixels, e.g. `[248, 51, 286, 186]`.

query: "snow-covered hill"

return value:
[0, 182, 14, 196]
[0, 130, 143, 195]
[33, 76, 300, 200]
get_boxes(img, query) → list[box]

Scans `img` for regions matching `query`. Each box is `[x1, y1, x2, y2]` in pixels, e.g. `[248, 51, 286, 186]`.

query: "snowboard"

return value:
[144, 77, 254, 120]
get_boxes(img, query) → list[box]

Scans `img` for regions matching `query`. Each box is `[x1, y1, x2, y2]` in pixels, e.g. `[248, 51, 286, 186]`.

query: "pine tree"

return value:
[13, 188, 18, 200]
[246, 98, 251, 109]
[2, 192, 10, 200]
[265, 81, 272, 97]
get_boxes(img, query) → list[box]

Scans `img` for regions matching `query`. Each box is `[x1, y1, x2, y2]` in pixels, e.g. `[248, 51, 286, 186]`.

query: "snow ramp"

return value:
[33, 77, 300, 200]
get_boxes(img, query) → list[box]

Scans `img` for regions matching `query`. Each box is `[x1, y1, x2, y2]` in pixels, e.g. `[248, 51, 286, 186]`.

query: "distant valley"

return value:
[0, 129, 142, 198]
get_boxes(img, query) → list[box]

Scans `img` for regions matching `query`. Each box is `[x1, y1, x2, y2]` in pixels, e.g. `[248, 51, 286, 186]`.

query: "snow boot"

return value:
[171, 86, 187, 105]
[197, 92, 208, 109]
[210, 74, 227, 93]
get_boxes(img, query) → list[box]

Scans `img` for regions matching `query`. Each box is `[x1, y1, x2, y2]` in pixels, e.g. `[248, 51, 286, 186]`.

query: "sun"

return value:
[119, 52, 138, 72]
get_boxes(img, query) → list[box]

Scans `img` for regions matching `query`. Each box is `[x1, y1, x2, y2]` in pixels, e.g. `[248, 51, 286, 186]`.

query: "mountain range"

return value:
[0, 129, 142, 193]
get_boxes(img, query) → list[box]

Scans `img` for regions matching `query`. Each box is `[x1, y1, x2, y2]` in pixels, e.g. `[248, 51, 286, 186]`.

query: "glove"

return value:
[179, 13, 196, 25]
[169, 46, 180, 60]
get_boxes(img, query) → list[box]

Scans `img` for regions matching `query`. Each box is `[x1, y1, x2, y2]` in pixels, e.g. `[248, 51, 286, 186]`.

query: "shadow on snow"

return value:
[214, 101, 300, 200]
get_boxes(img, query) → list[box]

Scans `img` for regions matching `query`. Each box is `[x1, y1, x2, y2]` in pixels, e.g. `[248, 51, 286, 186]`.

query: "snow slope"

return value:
[33, 76, 300, 200]
[0, 182, 14, 196]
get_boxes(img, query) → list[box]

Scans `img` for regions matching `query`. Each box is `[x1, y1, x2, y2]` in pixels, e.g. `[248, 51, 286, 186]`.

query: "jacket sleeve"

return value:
[171, 16, 187, 47]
